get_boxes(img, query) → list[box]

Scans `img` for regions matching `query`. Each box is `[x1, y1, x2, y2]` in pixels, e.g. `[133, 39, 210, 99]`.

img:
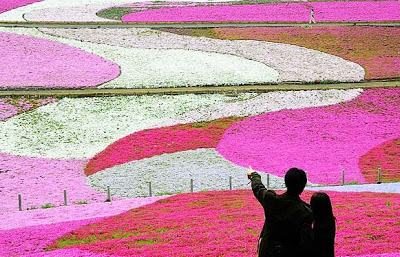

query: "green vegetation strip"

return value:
[0, 80, 399, 98]
[0, 21, 399, 29]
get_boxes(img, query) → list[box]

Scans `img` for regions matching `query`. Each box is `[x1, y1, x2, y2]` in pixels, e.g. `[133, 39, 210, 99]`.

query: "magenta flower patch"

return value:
[0, 32, 120, 89]
[359, 137, 400, 183]
[0, 217, 104, 256]
[216, 88, 400, 185]
[48, 190, 400, 256]
[122, 1, 400, 23]
[0, 0, 42, 14]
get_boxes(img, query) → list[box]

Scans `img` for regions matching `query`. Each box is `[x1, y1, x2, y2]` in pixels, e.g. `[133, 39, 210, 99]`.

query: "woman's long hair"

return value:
[310, 192, 336, 224]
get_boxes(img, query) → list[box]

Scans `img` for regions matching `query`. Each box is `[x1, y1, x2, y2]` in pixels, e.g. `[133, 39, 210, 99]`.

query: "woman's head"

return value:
[310, 192, 334, 220]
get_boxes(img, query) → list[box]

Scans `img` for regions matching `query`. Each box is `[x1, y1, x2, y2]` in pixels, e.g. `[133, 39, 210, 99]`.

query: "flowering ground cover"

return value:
[0, 152, 111, 213]
[0, 0, 135, 22]
[38, 27, 365, 83]
[217, 88, 400, 185]
[177, 26, 400, 80]
[46, 190, 400, 256]
[85, 117, 244, 175]
[0, 94, 249, 159]
[0, 0, 42, 14]
[0, 90, 361, 214]
[0, 0, 239, 23]
[0, 31, 119, 89]
[98, 1, 246, 21]
[121, 1, 400, 23]
[0, 217, 104, 257]
[0, 97, 56, 121]
[0, 90, 361, 160]
[359, 138, 400, 183]
[0, 196, 169, 256]
[87, 148, 284, 198]
[3, 27, 280, 88]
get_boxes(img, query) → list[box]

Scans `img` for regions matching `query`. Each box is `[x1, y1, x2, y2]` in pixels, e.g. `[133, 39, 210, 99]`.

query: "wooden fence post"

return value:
[378, 168, 382, 184]
[106, 186, 111, 202]
[148, 182, 152, 197]
[18, 194, 22, 211]
[341, 169, 345, 186]
[64, 190, 67, 206]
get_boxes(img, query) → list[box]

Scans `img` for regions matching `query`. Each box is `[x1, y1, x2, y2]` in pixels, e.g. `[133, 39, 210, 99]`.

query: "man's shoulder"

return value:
[278, 194, 312, 214]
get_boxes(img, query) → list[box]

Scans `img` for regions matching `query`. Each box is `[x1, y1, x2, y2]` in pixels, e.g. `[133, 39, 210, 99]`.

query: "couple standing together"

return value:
[247, 167, 336, 257]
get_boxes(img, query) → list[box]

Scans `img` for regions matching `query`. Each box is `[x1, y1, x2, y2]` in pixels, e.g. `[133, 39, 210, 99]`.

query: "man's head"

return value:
[284, 167, 307, 195]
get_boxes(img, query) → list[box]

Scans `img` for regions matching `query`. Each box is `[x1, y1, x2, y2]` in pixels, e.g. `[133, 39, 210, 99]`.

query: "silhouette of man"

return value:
[247, 167, 313, 257]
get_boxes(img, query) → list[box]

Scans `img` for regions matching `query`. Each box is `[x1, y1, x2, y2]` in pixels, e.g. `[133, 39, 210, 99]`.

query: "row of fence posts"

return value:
[17, 169, 384, 211]
[143, 176, 235, 197]
[340, 168, 383, 186]
[17, 176, 237, 211]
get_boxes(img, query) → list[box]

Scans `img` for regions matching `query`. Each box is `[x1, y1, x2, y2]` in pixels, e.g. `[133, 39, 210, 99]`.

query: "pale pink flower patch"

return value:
[0, 0, 42, 14]
[0, 99, 18, 121]
[0, 152, 111, 213]
[0, 32, 120, 89]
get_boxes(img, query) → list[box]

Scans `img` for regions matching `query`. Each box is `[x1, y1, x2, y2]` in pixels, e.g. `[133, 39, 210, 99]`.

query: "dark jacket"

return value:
[313, 216, 336, 257]
[251, 172, 313, 257]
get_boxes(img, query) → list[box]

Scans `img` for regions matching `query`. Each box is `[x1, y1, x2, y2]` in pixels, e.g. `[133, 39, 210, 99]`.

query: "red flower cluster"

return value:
[85, 117, 244, 176]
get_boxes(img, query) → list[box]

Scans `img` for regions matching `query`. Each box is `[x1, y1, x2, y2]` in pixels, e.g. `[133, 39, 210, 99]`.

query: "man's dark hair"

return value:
[284, 167, 307, 195]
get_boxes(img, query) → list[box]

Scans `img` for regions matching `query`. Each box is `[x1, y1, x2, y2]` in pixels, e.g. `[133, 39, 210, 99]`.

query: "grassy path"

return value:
[0, 80, 399, 97]
[0, 21, 399, 29]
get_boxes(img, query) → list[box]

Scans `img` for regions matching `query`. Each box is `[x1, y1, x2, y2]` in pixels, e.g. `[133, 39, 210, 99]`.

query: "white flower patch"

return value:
[98, 48, 279, 88]
[0, 89, 362, 159]
[87, 148, 286, 198]
[39, 28, 366, 83]
[160, 89, 363, 125]
[0, 0, 129, 21]
[0, 94, 246, 159]
[0, 27, 279, 88]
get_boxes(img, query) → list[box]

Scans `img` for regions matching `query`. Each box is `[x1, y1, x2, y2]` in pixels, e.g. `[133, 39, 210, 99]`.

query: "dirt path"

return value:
[0, 80, 398, 97]
[0, 21, 399, 29]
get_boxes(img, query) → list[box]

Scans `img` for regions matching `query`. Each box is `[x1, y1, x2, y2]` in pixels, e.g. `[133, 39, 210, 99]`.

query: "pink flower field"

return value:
[85, 88, 400, 185]
[42, 190, 400, 256]
[0, 32, 120, 89]
[0, 196, 169, 256]
[122, 1, 400, 23]
[217, 88, 400, 185]
[208, 26, 400, 80]
[0, 0, 42, 14]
